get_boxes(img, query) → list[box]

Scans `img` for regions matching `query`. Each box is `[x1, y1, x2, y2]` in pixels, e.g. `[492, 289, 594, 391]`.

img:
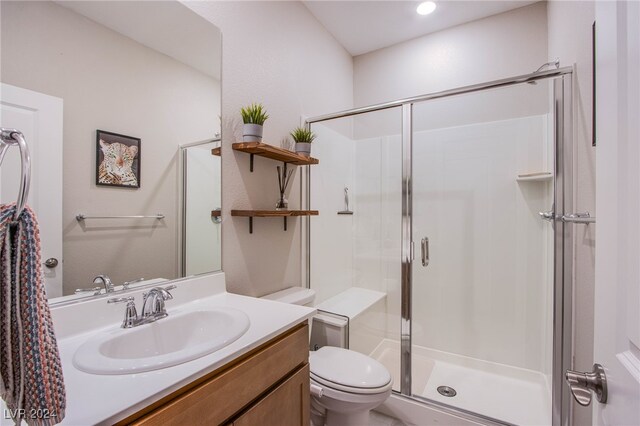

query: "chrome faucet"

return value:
[141, 286, 175, 319]
[107, 285, 176, 328]
[74, 274, 114, 295]
[93, 274, 114, 293]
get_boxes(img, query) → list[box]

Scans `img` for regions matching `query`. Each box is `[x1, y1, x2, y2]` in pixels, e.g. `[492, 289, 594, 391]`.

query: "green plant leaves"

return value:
[240, 103, 269, 125]
[290, 127, 315, 143]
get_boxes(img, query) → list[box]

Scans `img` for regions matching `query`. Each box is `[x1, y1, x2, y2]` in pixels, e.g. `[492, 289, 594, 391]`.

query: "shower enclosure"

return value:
[180, 138, 222, 276]
[304, 68, 573, 426]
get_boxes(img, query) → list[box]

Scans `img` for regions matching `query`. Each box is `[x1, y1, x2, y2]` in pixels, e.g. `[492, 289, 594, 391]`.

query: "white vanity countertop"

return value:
[46, 273, 315, 426]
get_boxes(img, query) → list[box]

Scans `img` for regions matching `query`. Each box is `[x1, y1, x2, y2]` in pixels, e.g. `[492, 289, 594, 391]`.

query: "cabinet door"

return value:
[127, 324, 309, 426]
[233, 364, 310, 426]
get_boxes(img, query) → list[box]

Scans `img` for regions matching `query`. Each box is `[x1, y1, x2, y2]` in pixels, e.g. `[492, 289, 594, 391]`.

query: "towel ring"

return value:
[0, 128, 31, 221]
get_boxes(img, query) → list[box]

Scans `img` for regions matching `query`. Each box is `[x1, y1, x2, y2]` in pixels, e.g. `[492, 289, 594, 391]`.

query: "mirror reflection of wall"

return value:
[0, 1, 222, 300]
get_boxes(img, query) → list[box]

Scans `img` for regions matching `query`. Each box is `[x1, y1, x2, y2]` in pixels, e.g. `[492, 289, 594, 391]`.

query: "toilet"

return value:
[261, 287, 393, 426]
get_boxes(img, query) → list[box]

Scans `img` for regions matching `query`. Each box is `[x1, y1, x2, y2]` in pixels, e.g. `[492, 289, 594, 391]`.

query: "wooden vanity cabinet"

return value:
[231, 364, 309, 426]
[119, 322, 310, 426]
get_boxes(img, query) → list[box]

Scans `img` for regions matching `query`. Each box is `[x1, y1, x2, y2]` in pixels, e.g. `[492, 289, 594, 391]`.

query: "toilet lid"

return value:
[309, 346, 391, 390]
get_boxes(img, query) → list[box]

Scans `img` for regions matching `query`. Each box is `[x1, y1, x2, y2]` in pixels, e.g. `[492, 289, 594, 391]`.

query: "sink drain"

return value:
[437, 386, 457, 397]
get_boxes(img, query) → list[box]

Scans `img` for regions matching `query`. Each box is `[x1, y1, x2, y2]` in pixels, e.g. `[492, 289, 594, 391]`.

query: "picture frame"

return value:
[95, 129, 141, 188]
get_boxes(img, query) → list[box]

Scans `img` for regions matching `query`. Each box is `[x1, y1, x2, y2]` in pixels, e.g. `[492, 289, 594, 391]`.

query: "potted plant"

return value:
[240, 103, 269, 142]
[290, 127, 316, 157]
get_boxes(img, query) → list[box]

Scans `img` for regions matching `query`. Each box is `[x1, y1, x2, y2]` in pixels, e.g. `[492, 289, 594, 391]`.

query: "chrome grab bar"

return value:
[562, 212, 595, 224]
[76, 213, 165, 221]
[421, 237, 429, 267]
[538, 211, 596, 224]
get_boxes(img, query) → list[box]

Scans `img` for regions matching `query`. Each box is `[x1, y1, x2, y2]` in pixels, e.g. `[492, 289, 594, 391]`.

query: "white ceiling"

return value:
[303, 1, 539, 56]
[56, 1, 222, 80]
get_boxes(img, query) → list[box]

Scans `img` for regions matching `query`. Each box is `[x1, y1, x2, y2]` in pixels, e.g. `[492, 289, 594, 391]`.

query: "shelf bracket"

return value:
[284, 217, 287, 231]
[250, 154, 254, 172]
[249, 217, 253, 234]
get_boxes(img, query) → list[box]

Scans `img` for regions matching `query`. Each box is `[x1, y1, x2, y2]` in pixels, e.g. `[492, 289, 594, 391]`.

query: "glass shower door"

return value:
[409, 80, 556, 425]
[308, 107, 404, 392]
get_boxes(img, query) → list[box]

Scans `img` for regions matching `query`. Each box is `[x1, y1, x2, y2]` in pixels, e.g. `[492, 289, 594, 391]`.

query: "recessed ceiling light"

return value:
[416, 1, 437, 16]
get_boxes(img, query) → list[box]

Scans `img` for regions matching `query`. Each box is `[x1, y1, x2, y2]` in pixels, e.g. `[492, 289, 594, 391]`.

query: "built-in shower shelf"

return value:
[211, 147, 221, 156]
[231, 209, 318, 234]
[232, 142, 319, 172]
[516, 172, 553, 182]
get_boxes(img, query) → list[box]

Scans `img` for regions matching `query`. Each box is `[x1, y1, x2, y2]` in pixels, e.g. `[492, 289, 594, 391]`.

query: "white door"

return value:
[590, 2, 640, 425]
[0, 84, 63, 298]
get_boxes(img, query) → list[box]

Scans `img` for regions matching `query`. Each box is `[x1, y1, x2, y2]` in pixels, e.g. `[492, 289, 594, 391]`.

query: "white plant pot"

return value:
[295, 142, 312, 157]
[242, 123, 263, 142]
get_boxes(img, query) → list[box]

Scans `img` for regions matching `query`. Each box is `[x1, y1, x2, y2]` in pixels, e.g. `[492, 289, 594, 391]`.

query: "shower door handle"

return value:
[421, 238, 429, 267]
[566, 364, 607, 406]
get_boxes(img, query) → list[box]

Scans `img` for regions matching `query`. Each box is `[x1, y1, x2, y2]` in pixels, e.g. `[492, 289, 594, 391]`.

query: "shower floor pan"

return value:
[370, 339, 551, 426]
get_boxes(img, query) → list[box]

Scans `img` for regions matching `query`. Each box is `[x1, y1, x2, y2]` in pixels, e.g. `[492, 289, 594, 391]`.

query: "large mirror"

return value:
[0, 1, 222, 302]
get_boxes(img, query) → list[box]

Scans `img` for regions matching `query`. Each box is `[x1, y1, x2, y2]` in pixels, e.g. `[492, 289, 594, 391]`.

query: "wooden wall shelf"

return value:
[231, 210, 318, 233]
[232, 142, 318, 172]
[211, 147, 221, 156]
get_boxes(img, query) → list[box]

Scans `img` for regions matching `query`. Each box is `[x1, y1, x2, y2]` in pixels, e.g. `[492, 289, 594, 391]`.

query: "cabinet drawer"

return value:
[232, 364, 310, 426]
[126, 323, 309, 426]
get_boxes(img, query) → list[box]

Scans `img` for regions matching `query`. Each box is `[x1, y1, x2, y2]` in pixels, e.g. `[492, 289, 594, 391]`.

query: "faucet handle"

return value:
[107, 296, 135, 304]
[107, 297, 139, 328]
[123, 277, 145, 290]
[75, 286, 102, 295]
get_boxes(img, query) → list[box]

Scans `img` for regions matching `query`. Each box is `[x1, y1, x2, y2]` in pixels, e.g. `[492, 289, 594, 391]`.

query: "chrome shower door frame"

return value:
[305, 67, 574, 426]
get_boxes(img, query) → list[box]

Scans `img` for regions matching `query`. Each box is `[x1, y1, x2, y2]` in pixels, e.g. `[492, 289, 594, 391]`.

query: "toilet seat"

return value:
[310, 346, 392, 395]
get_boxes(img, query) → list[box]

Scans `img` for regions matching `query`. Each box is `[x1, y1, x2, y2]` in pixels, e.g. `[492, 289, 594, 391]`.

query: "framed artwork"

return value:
[96, 129, 141, 188]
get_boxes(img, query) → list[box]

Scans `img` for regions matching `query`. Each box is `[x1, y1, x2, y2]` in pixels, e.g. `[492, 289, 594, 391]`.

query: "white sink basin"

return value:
[73, 308, 250, 375]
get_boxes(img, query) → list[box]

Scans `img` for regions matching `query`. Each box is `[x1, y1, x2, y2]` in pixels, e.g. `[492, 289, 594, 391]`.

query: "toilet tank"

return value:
[260, 287, 349, 350]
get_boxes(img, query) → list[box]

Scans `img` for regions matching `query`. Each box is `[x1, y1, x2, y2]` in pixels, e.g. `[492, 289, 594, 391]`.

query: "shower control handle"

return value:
[421, 237, 429, 267]
[565, 363, 608, 406]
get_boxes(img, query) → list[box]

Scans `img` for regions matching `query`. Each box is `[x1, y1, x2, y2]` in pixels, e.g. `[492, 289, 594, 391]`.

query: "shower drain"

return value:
[437, 386, 457, 397]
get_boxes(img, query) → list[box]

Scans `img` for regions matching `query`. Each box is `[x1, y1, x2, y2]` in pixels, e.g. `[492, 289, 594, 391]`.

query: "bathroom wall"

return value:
[1, 1, 220, 294]
[183, 1, 353, 297]
[547, 2, 596, 425]
[353, 2, 548, 107]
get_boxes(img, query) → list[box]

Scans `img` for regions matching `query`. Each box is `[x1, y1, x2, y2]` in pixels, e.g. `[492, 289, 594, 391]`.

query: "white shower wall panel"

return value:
[310, 124, 356, 305]
[352, 115, 553, 373]
[412, 115, 551, 372]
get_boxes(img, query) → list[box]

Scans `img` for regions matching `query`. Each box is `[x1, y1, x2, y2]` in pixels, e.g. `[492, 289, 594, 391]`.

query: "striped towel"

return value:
[0, 204, 65, 425]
